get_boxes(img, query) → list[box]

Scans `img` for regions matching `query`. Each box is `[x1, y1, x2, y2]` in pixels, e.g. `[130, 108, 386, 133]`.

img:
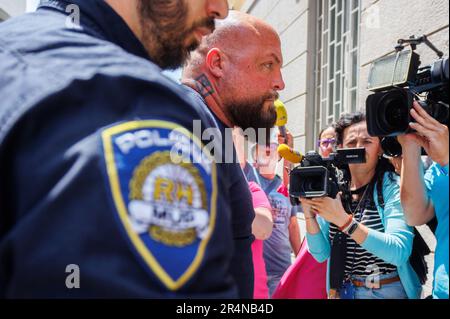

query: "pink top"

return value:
[249, 181, 271, 209]
[248, 181, 271, 299]
[271, 182, 327, 299]
[276, 183, 289, 197]
[272, 239, 327, 299]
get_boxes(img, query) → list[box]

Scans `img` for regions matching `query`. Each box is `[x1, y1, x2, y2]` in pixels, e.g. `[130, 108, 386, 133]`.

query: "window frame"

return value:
[313, 0, 361, 145]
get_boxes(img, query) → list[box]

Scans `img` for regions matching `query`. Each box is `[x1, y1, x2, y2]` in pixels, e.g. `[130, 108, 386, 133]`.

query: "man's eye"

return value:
[263, 62, 273, 69]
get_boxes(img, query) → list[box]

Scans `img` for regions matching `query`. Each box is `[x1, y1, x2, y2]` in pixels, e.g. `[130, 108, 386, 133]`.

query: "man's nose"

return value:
[273, 70, 285, 91]
[207, 0, 229, 19]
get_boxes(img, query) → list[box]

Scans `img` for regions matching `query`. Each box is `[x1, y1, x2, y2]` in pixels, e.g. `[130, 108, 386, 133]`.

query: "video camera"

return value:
[289, 148, 366, 205]
[366, 35, 449, 137]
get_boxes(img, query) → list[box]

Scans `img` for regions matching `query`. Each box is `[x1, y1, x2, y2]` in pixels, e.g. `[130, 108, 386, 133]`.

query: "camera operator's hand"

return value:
[299, 198, 322, 236]
[403, 101, 449, 166]
[299, 198, 316, 219]
[302, 194, 349, 228]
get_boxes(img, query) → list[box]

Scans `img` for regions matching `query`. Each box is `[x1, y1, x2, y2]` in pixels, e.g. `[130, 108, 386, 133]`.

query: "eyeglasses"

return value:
[317, 138, 337, 148]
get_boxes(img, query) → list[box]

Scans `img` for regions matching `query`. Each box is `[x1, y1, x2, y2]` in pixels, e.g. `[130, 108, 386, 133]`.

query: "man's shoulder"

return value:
[0, 9, 186, 93]
[0, 16, 206, 144]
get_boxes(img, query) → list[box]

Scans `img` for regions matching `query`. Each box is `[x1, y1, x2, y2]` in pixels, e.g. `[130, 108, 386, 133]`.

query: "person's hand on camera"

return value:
[299, 198, 316, 219]
[398, 100, 449, 165]
[403, 101, 449, 166]
[301, 194, 349, 227]
[410, 102, 449, 166]
[398, 101, 443, 227]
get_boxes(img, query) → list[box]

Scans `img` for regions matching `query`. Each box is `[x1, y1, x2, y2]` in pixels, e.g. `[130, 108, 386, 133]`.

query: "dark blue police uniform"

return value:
[0, 0, 239, 298]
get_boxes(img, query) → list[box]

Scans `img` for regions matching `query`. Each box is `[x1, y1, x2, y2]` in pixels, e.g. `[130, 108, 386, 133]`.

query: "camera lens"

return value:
[377, 90, 410, 134]
[301, 177, 324, 192]
[292, 166, 328, 198]
[381, 137, 402, 157]
[385, 102, 406, 126]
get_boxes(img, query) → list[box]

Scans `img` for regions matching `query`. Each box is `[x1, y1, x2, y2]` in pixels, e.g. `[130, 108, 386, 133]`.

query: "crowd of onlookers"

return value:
[240, 103, 448, 299]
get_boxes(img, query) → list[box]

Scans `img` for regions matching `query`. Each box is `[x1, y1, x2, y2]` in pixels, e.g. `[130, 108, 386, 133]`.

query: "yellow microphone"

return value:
[275, 99, 288, 139]
[277, 144, 304, 163]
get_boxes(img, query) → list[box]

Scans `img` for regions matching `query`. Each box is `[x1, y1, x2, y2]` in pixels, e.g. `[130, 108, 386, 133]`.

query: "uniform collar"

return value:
[38, 0, 150, 61]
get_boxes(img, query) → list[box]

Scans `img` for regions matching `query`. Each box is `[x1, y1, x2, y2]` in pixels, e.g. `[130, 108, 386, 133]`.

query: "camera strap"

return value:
[329, 183, 371, 294]
[252, 165, 281, 195]
[347, 181, 373, 281]
[329, 232, 347, 293]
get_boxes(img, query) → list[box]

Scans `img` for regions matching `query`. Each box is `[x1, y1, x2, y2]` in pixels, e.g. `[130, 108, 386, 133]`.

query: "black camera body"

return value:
[366, 38, 449, 137]
[289, 148, 366, 204]
[380, 135, 429, 158]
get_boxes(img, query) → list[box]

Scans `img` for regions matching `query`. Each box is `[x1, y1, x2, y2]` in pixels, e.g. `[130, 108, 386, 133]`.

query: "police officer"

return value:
[0, 0, 236, 298]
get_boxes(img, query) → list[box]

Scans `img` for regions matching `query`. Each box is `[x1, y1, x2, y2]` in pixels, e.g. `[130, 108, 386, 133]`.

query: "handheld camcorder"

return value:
[366, 35, 449, 137]
[289, 148, 366, 205]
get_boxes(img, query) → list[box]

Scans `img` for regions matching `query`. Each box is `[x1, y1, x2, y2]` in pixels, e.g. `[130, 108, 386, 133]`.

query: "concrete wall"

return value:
[228, 0, 246, 10]
[242, 0, 448, 298]
[242, 0, 449, 156]
[359, 0, 449, 108]
[241, 0, 315, 153]
[0, 0, 26, 20]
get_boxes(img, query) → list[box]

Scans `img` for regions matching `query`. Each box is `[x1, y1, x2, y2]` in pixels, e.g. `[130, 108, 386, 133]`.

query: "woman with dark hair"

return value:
[317, 125, 337, 158]
[300, 112, 422, 299]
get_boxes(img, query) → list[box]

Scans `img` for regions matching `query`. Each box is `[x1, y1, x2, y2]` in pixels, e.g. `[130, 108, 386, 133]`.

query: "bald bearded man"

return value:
[182, 11, 285, 299]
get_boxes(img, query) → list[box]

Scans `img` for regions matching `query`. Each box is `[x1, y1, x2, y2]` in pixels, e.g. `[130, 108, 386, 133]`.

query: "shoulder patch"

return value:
[101, 121, 217, 291]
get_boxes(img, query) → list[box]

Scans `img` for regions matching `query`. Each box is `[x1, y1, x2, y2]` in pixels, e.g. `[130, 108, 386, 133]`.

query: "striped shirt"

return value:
[329, 186, 397, 278]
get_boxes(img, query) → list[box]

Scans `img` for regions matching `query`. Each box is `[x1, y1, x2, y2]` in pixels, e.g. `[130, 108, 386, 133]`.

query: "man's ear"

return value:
[206, 48, 225, 78]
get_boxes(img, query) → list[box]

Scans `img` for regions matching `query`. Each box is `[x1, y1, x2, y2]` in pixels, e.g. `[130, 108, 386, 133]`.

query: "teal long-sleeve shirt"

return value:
[425, 163, 449, 299]
[306, 172, 422, 299]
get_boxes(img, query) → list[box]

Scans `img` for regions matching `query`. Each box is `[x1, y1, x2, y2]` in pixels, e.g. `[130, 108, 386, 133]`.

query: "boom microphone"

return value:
[275, 99, 288, 139]
[277, 144, 304, 163]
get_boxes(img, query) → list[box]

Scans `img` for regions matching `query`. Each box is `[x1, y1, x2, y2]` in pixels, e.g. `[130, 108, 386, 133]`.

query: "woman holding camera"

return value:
[301, 112, 422, 299]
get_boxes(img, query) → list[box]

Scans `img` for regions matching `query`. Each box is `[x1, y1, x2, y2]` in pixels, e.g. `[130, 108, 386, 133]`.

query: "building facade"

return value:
[240, 0, 448, 297]
[240, 0, 449, 154]
[0, 0, 27, 22]
[229, 0, 246, 10]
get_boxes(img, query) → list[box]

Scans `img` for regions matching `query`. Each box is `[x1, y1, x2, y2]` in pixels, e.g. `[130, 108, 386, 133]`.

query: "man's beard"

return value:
[226, 93, 278, 135]
[138, 0, 215, 69]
